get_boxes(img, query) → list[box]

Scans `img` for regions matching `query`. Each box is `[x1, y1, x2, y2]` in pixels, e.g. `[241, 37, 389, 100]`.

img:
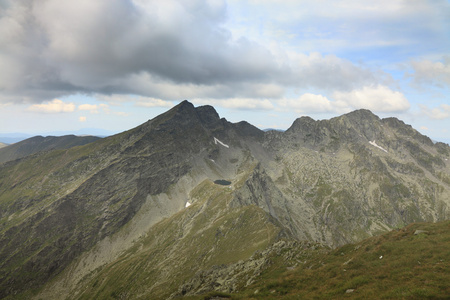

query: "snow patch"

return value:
[185, 201, 191, 208]
[369, 140, 388, 153]
[214, 137, 229, 148]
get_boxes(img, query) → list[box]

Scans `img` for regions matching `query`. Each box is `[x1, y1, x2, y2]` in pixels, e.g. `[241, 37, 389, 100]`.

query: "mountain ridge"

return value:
[0, 100, 449, 299]
[0, 135, 101, 164]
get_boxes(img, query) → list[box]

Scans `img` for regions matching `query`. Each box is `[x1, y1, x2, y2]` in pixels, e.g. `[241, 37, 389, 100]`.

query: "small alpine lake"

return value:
[214, 179, 232, 186]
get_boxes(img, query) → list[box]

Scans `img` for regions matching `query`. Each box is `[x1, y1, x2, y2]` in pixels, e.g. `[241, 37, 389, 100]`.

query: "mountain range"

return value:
[0, 100, 449, 299]
[0, 135, 101, 164]
[0, 129, 114, 145]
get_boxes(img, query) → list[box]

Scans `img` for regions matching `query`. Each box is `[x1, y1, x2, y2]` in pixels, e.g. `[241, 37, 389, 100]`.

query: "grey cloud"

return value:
[281, 53, 380, 91]
[34, 0, 280, 86]
[0, 0, 388, 104]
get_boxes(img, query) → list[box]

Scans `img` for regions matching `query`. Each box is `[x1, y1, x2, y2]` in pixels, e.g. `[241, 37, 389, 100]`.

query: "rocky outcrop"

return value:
[264, 109, 450, 246]
[172, 240, 326, 298]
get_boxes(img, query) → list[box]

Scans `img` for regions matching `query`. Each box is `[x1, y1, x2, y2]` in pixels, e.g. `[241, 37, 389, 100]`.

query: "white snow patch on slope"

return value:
[369, 140, 388, 153]
[214, 137, 229, 148]
[185, 201, 191, 208]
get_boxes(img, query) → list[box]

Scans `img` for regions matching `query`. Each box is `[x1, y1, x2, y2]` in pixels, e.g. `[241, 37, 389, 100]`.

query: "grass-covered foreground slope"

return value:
[187, 220, 450, 299]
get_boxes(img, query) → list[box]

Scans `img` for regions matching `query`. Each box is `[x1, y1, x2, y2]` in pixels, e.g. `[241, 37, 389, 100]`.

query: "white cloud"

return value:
[332, 85, 410, 113]
[420, 104, 450, 120]
[95, 94, 174, 109]
[192, 98, 274, 110]
[281, 51, 380, 91]
[278, 86, 409, 115]
[27, 99, 76, 113]
[79, 116, 87, 122]
[78, 103, 109, 114]
[278, 94, 336, 114]
[409, 57, 450, 88]
[134, 97, 174, 108]
[229, 0, 450, 55]
[0, 102, 12, 109]
[78, 104, 99, 113]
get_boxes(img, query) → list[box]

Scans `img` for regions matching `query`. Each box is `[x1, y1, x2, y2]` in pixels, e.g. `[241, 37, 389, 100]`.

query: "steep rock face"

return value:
[229, 163, 314, 241]
[263, 109, 450, 246]
[280, 109, 382, 150]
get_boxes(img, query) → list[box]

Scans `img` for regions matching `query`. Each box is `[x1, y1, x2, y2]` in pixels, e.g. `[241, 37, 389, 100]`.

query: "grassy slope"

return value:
[0, 133, 124, 231]
[70, 180, 281, 300]
[188, 220, 450, 299]
[0, 131, 136, 298]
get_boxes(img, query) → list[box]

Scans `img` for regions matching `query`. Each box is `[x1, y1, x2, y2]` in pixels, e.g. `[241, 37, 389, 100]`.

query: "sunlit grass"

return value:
[183, 220, 450, 299]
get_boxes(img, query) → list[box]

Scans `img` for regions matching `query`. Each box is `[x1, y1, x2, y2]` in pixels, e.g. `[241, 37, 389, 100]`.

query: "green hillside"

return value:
[190, 220, 450, 299]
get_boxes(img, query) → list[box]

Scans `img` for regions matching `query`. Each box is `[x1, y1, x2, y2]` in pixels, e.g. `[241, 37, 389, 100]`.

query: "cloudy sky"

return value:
[1, 0, 450, 142]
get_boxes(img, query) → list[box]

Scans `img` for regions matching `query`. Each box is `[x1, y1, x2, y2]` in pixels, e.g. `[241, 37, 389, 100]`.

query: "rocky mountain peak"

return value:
[146, 100, 222, 132]
[174, 99, 195, 111]
[195, 105, 222, 129]
[286, 116, 316, 134]
[281, 109, 384, 149]
[160, 99, 196, 122]
[342, 108, 379, 121]
[332, 109, 382, 142]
